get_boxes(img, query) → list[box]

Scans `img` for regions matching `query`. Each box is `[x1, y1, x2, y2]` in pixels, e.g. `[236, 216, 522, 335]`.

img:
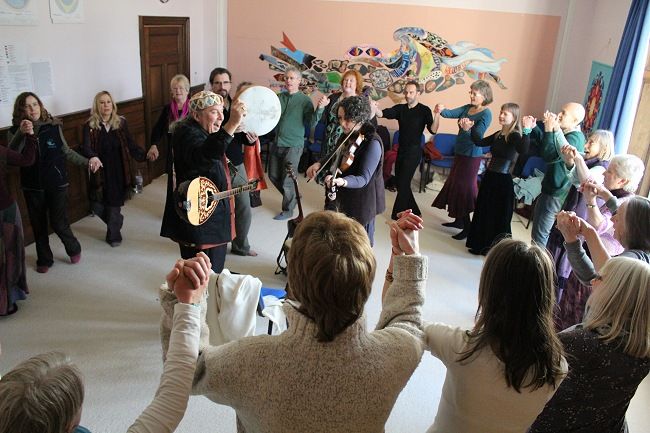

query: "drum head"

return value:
[238, 86, 281, 136]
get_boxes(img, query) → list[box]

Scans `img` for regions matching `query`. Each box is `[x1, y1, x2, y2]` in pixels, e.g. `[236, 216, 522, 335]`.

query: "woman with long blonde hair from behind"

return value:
[530, 257, 650, 433]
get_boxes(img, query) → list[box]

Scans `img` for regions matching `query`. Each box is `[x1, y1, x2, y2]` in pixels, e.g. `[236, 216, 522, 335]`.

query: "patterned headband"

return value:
[189, 91, 224, 112]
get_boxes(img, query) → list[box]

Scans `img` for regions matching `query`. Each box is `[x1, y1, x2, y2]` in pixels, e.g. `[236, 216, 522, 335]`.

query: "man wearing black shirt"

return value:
[377, 81, 438, 219]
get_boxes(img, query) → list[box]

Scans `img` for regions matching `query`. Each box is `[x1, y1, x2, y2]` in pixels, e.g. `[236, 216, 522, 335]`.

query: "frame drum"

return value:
[238, 86, 281, 136]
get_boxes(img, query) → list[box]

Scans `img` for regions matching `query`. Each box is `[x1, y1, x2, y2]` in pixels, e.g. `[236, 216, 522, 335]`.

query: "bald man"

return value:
[524, 102, 586, 247]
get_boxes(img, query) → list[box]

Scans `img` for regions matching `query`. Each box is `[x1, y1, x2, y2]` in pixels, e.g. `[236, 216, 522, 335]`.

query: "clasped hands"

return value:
[165, 252, 212, 305]
[389, 210, 422, 256]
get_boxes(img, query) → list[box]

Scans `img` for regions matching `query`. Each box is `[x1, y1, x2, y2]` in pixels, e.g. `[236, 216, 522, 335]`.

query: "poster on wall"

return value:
[0, 0, 38, 25]
[0, 43, 53, 106]
[49, 0, 84, 24]
[583, 61, 613, 134]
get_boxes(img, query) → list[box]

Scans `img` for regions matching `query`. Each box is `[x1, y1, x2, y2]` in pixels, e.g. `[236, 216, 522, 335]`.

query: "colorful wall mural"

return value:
[259, 28, 507, 103]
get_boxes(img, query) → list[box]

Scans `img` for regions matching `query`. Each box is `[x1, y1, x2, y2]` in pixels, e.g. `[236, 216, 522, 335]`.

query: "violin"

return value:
[338, 131, 365, 173]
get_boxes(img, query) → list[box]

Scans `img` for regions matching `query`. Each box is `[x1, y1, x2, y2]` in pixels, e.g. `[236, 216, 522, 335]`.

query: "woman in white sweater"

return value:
[424, 239, 567, 433]
[159, 209, 428, 433]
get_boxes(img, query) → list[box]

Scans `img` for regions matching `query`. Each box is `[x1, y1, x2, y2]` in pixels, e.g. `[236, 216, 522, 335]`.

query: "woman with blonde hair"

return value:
[465, 102, 529, 255]
[424, 238, 566, 433]
[547, 130, 615, 288]
[529, 257, 650, 433]
[81, 91, 146, 247]
[147, 74, 191, 162]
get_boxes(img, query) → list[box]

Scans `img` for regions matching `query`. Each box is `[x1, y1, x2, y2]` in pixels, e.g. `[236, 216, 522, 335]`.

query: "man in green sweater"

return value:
[527, 102, 586, 247]
[269, 66, 326, 220]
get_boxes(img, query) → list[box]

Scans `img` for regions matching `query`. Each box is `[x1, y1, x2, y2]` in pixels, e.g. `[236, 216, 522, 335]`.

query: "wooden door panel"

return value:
[139, 16, 189, 181]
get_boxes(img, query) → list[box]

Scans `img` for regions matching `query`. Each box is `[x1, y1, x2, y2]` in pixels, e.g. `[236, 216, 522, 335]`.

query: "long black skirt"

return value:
[466, 171, 514, 253]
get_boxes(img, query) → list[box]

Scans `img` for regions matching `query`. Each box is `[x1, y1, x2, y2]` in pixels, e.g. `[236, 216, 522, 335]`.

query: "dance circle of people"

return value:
[1, 65, 649, 433]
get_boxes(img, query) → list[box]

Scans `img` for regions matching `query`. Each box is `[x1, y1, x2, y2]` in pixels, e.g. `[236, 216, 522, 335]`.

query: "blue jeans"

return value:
[531, 192, 563, 248]
[268, 145, 302, 213]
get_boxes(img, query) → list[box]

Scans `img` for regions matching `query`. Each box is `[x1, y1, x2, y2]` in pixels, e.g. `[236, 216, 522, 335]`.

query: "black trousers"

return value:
[179, 243, 227, 274]
[24, 188, 81, 267]
[91, 201, 124, 244]
[391, 146, 422, 219]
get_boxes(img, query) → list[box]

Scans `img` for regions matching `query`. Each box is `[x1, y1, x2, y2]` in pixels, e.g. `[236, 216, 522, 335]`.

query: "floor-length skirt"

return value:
[432, 155, 481, 218]
[466, 171, 514, 253]
[0, 201, 28, 316]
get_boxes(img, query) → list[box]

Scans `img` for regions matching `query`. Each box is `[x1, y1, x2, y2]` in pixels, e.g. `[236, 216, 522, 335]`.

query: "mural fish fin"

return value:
[282, 32, 297, 52]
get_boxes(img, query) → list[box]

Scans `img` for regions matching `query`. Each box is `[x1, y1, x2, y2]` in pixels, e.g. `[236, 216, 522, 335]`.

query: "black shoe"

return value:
[468, 248, 482, 255]
[452, 229, 468, 240]
[442, 219, 464, 229]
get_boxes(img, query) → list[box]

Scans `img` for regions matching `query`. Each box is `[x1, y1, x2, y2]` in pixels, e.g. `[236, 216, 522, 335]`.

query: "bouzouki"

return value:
[174, 176, 259, 226]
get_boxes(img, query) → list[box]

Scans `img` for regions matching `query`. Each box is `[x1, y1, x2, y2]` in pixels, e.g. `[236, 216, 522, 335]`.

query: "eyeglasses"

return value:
[212, 81, 230, 85]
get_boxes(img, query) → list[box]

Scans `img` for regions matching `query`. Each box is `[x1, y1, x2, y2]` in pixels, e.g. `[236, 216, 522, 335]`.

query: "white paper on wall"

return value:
[0, 0, 38, 26]
[49, 0, 84, 24]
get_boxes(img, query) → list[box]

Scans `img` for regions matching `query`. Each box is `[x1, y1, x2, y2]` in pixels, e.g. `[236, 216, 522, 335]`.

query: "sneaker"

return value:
[109, 241, 121, 248]
[70, 253, 81, 264]
[273, 211, 293, 220]
[36, 265, 50, 273]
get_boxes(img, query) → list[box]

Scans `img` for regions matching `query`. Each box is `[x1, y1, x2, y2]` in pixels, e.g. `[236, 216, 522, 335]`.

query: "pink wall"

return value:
[228, 0, 560, 133]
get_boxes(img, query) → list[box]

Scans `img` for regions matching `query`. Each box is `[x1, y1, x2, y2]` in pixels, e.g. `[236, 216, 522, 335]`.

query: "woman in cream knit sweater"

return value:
[160, 209, 428, 433]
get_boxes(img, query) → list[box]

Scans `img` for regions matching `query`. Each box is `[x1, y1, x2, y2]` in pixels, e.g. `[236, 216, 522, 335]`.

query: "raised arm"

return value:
[135, 254, 211, 433]
[379, 211, 427, 340]
[3, 120, 37, 167]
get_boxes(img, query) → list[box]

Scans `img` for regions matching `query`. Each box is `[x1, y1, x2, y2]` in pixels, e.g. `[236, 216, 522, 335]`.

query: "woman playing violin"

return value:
[308, 95, 385, 245]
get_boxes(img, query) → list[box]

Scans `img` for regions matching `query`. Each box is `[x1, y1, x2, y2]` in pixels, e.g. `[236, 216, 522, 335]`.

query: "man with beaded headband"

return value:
[160, 90, 246, 273]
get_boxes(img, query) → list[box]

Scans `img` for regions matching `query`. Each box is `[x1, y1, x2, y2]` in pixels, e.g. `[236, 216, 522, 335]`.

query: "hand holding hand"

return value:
[147, 145, 159, 161]
[560, 144, 577, 165]
[89, 157, 103, 173]
[389, 210, 422, 255]
[586, 179, 612, 200]
[306, 162, 321, 179]
[434, 104, 445, 114]
[459, 118, 474, 131]
[522, 115, 537, 130]
[19, 119, 34, 135]
[556, 211, 581, 242]
[580, 180, 598, 204]
[165, 252, 212, 304]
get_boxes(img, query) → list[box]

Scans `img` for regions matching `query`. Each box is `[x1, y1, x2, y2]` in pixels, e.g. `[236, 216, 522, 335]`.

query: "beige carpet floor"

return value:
[1, 172, 648, 433]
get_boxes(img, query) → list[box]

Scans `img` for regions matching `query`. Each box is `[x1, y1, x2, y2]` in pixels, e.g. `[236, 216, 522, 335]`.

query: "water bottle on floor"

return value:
[134, 170, 143, 194]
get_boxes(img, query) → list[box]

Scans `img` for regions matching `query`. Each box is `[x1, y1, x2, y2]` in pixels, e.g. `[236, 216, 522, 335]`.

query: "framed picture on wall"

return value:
[583, 61, 614, 134]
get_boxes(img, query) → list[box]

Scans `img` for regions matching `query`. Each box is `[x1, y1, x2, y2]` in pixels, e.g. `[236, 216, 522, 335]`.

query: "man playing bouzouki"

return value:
[161, 90, 246, 273]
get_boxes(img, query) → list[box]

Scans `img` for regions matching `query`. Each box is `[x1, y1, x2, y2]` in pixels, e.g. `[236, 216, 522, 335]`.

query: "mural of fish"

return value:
[259, 28, 507, 100]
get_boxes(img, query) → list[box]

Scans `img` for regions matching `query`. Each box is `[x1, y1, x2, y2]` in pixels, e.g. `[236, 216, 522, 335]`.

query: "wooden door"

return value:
[139, 16, 190, 182]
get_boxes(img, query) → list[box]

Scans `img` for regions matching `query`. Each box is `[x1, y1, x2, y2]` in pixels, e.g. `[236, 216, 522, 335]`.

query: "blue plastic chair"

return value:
[419, 133, 456, 192]
[257, 287, 287, 335]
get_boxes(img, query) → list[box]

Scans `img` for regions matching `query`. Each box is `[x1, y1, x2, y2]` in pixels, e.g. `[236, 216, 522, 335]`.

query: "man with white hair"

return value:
[160, 90, 245, 272]
[269, 66, 327, 220]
